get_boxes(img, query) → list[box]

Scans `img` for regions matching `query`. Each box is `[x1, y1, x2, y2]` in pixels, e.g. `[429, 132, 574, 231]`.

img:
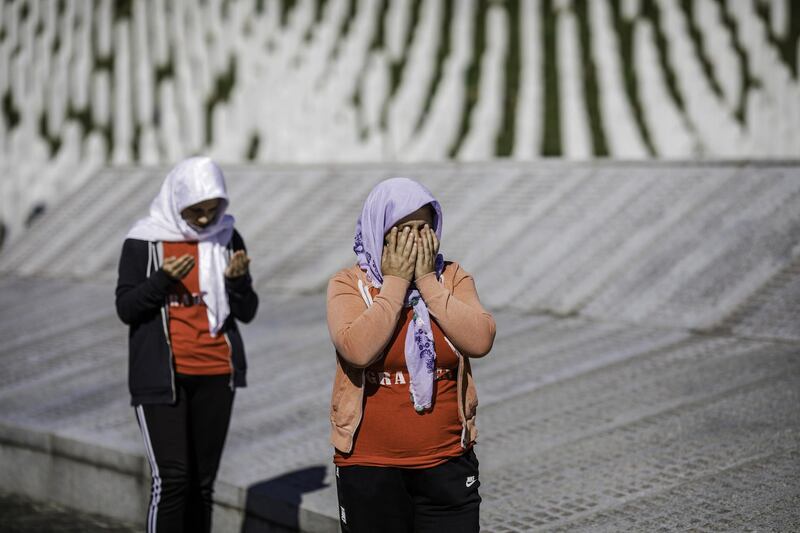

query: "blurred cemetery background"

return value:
[0, 1, 798, 531]
[1, 0, 799, 245]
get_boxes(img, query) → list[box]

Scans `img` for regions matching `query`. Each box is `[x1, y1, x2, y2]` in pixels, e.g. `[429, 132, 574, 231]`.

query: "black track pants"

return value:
[336, 449, 482, 533]
[135, 373, 234, 533]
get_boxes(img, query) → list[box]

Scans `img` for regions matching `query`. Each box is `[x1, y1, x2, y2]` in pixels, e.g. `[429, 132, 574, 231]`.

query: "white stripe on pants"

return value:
[136, 405, 162, 533]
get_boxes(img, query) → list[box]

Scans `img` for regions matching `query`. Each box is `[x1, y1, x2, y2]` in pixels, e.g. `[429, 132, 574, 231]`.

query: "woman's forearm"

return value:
[327, 274, 409, 367]
[415, 270, 496, 357]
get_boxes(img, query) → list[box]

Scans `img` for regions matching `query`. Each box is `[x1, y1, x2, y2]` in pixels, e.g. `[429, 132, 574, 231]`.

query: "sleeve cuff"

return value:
[380, 275, 411, 306]
[415, 271, 445, 298]
[225, 272, 253, 291]
[150, 269, 176, 293]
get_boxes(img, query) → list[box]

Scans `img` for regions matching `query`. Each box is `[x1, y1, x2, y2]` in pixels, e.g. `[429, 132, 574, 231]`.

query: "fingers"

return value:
[395, 226, 409, 253]
[175, 255, 195, 278]
[231, 250, 250, 267]
[164, 254, 195, 279]
[388, 226, 398, 253]
[177, 254, 194, 268]
[393, 226, 414, 258]
[383, 226, 419, 281]
[428, 225, 439, 255]
[415, 231, 425, 271]
[227, 258, 248, 275]
[402, 227, 416, 260]
[413, 226, 434, 279]
[423, 227, 432, 265]
[226, 251, 251, 277]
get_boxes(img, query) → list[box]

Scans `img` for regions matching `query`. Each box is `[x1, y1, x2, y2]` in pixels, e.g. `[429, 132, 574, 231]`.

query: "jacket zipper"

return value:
[347, 279, 373, 453]
[444, 336, 468, 448]
[153, 242, 176, 403]
[222, 242, 236, 391]
[352, 368, 365, 452]
[223, 332, 235, 390]
[160, 306, 177, 403]
[456, 352, 467, 448]
[438, 275, 469, 448]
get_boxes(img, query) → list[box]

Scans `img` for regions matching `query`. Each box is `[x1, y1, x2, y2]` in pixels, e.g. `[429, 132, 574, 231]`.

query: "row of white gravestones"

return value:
[558, 8, 593, 159]
[404, 0, 474, 161]
[590, 0, 650, 157]
[246, 0, 357, 162]
[458, 5, 508, 161]
[131, 0, 153, 128]
[2, 0, 800, 244]
[729, 0, 800, 155]
[386, 0, 442, 155]
[660, 0, 748, 157]
[511, 0, 542, 160]
[4, 0, 794, 164]
[696, 1, 742, 112]
[635, 20, 696, 157]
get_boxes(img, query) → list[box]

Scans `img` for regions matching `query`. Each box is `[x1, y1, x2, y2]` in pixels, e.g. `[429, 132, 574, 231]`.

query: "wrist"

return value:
[416, 270, 437, 281]
[415, 267, 434, 278]
[381, 275, 412, 301]
[415, 270, 442, 297]
[151, 269, 178, 292]
[384, 270, 412, 281]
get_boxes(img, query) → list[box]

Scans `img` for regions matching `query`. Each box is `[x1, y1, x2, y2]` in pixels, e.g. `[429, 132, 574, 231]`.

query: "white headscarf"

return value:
[127, 157, 235, 336]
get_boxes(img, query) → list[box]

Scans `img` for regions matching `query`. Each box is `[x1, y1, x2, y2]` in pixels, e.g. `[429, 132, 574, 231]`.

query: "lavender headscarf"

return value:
[354, 178, 444, 412]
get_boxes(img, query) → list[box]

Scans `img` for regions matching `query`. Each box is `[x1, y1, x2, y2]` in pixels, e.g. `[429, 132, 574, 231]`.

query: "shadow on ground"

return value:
[241, 465, 329, 532]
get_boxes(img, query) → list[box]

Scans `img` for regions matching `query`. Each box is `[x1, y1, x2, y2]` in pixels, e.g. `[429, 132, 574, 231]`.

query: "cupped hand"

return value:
[382, 226, 417, 281]
[414, 224, 439, 279]
[225, 250, 251, 278]
[163, 254, 195, 280]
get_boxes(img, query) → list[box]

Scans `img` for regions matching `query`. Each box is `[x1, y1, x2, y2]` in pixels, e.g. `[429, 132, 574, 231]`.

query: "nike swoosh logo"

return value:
[466, 478, 477, 487]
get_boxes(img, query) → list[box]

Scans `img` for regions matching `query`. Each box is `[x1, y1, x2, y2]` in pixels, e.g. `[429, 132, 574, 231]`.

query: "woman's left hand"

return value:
[226, 250, 251, 278]
[414, 224, 439, 279]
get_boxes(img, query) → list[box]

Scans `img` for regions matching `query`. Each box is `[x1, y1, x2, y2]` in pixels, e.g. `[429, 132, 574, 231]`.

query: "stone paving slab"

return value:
[550, 448, 800, 533]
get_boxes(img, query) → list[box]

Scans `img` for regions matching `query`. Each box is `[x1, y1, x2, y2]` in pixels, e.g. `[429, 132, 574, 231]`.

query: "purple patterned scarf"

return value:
[354, 178, 444, 412]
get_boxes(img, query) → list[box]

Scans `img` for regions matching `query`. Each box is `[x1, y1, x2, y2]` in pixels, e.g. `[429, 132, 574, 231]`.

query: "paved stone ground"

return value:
[0, 277, 797, 532]
[0, 491, 138, 532]
[0, 162, 798, 531]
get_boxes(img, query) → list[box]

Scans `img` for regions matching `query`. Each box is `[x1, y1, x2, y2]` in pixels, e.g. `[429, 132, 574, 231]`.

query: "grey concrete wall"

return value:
[2, 161, 798, 338]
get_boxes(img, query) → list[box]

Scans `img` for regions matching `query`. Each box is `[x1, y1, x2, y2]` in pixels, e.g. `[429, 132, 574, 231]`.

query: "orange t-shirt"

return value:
[163, 241, 231, 376]
[335, 293, 465, 469]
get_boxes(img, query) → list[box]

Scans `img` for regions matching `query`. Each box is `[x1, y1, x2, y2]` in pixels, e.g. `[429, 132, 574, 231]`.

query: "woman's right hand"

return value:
[163, 254, 195, 280]
[382, 227, 417, 281]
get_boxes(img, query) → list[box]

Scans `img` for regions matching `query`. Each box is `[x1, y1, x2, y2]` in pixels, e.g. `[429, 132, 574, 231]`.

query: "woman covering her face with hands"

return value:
[115, 157, 258, 533]
[327, 178, 496, 532]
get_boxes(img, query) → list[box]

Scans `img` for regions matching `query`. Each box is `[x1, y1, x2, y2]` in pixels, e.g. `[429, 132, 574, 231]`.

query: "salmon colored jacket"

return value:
[326, 261, 496, 454]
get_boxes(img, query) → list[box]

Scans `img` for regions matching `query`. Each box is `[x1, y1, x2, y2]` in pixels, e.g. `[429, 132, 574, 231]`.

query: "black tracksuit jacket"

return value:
[115, 230, 258, 406]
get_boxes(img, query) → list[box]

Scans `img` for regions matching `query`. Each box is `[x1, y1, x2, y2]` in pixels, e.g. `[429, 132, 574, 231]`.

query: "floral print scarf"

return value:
[353, 177, 444, 412]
